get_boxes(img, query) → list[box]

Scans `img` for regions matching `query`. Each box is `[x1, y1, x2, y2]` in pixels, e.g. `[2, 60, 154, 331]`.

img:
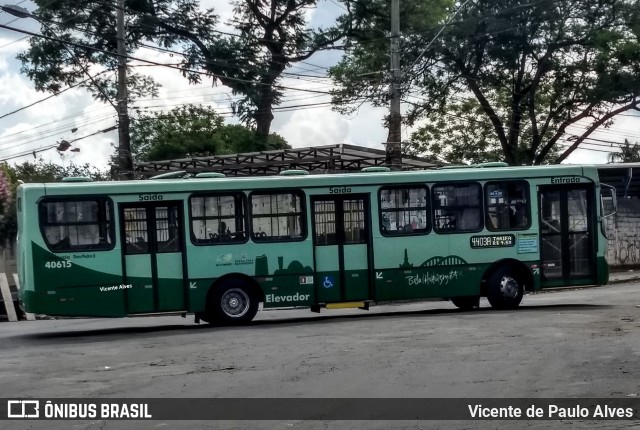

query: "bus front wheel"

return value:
[450, 296, 480, 310]
[207, 279, 259, 325]
[486, 266, 524, 310]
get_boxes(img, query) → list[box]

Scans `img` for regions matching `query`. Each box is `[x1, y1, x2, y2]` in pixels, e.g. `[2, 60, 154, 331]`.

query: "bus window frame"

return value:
[378, 184, 431, 237]
[38, 196, 115, 253]
[249, 189, 308, 243]
[484, 180, 532, 232]
[431, 182, 484, 234]
[188, 192, 249, 246]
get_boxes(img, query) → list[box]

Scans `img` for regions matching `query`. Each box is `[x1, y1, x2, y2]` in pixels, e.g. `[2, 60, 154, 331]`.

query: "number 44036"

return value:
[45, 260, 72, 269]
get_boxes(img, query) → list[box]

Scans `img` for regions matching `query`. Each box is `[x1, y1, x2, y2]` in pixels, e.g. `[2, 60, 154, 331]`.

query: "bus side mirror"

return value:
[600, 184, 617, 220]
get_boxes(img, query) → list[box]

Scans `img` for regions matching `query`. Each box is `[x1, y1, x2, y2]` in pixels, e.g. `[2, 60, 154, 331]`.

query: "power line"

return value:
[403, 89, 640, 143]
[0, 98, 336, 159]
[62, 0, 346, 72]
[0, 21, 336, 99]
[0, 69, 111, 121]
[400, 97, 636, 156]
[0, 113, 115, 153]
[0, 144, 59, 162]
[0, 0, 68, 49]
[0, 105, 113, 142]
[0, 86, 331, 150]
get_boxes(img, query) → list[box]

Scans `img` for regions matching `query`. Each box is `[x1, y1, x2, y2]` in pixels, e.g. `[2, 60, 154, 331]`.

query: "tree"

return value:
[608, 139, 640, 163]
[9, 160, 110, 183]
[19, 0, 352, 140]
[0, 167, 13, 243]
[128, 105, 289, 161]
[211, 0, 351, 138]
[333, 0, 640, 165]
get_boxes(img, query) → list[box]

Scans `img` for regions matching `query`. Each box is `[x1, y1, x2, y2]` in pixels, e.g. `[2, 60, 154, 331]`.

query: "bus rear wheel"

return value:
[486, 266, 524, 310]
[450, 296, 480, 310]
[207, 279, 259, 325]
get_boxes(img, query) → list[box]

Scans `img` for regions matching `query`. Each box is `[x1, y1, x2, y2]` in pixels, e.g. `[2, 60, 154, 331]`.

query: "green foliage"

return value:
[11, 160, 110, 182]
[0, 167, 12, 218]
[404, 99, 505, 164]
[331, 0, 452, 113]
[608, 139, 640, 163]
[335, 0, 640, 165]
[19, 0, 351, 138]
[128, 104, 289, 162]
[217, 124, 289, 154]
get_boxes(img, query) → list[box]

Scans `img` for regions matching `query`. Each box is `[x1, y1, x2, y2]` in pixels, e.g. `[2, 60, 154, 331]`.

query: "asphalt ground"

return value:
[1, 282, 640, 429]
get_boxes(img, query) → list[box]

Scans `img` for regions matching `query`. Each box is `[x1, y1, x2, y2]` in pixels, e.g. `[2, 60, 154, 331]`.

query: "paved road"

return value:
[1, 283, 640, 429]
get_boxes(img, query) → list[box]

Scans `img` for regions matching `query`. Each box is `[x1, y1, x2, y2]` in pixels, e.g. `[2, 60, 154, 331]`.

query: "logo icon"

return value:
[7, 400, 40, 418]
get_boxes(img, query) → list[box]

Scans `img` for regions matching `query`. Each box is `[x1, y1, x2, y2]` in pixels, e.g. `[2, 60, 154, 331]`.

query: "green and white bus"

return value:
[16, 164, 615, 324]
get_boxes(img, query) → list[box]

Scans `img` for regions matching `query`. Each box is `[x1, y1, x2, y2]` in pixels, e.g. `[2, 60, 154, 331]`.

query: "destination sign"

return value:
[470, 234, 515, 249]
[550, 177, 582, 184]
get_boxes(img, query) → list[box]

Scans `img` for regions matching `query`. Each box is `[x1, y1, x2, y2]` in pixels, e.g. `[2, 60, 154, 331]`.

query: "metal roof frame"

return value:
[133, 144, 441, 177]
[597, 163, 640, 199]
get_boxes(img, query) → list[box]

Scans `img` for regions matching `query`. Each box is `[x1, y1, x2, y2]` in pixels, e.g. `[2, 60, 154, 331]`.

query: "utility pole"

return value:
[386, 0, 402, 170]
[116, 0, 133, 180]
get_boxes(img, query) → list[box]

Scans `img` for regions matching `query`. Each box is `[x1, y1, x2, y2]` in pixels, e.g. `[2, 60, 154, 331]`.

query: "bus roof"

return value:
[19, 164, 598, 195]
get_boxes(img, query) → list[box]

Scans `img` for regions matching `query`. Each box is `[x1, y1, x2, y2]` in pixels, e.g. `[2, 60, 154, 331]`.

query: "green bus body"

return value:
[16, 165, 610, 322]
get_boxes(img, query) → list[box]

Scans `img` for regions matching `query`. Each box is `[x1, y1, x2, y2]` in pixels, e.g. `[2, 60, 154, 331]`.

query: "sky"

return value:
[0, 0, 639, 171]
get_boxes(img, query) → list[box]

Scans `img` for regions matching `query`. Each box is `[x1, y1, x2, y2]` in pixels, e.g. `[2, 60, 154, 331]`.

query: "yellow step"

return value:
[325, 301, 366, 310]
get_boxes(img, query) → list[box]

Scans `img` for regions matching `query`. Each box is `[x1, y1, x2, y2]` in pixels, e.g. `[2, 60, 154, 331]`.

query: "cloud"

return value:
[278, 107, 349, 147]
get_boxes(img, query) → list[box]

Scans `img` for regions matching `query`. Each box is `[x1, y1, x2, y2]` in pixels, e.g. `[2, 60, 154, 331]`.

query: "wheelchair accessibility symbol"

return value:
[323, 276, 334, 289]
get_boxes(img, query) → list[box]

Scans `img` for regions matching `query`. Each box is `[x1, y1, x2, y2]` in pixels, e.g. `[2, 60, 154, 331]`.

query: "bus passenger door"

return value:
[120, 202, 186, 313]
[312, 195, 372, 303]
[539, 185, 595, 287]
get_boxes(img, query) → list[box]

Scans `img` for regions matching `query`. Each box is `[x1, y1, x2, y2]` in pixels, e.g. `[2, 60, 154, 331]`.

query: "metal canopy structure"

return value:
[598, 163, 640, 199]
[133, 144, 441, 177]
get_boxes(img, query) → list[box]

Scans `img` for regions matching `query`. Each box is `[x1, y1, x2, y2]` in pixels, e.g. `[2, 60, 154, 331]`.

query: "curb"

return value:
[608, 275, 640, 285]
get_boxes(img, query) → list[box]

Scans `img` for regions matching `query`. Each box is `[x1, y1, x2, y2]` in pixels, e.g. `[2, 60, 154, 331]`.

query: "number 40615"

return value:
[45, 261, 71, 269]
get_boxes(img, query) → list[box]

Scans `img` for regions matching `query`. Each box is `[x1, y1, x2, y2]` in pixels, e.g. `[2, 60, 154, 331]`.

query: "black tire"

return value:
[450, 296, 480, 310]
[208, 279, 259, 325]
[486, 266, 524, 310]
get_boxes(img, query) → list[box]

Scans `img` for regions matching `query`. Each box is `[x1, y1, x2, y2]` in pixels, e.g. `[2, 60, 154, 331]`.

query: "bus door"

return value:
[539, 184, 596, 286]
[120, 202, 186, 313]
[311, 195, 372, 303]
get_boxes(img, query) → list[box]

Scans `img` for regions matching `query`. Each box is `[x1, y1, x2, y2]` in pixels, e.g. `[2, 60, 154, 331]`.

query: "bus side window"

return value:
[432, 183, 482, 233]
[485, 181, 530, 231]
[251, 191, 306, 242]
[40, 199, 114, 252]
[190, 193, 247, 245]
[379, 186, 429, 236]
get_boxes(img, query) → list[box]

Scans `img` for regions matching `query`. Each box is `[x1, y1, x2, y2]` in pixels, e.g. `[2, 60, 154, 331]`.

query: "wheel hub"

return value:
[220, 288, 250, 318]
[500, 276, 519, 299]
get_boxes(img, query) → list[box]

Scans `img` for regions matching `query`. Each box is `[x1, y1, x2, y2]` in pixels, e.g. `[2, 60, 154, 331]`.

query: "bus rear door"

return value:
[120, 202, 187, 313]
[539, 184, 596, 287]
[312, 195, 372, 303]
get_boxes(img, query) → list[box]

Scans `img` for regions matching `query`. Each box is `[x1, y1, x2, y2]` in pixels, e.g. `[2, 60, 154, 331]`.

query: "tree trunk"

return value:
[254, 98, 274, 143]
[253, 50, 284, 143]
